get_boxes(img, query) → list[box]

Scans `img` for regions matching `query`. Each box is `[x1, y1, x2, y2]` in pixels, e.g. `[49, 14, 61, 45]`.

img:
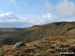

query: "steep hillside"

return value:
[0, 30, 75, 56]
[0, 22, 75, 45]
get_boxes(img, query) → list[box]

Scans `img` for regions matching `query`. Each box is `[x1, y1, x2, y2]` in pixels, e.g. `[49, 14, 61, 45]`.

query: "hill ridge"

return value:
[0, 22, 75, 45]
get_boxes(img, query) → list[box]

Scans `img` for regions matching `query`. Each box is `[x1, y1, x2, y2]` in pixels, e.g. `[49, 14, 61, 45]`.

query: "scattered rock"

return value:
[14, 42, 26, 47]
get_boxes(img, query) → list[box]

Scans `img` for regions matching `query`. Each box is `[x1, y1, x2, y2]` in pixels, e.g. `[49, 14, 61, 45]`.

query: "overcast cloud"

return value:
[42, 0, 75, 17]
[55, 0, 75, 17]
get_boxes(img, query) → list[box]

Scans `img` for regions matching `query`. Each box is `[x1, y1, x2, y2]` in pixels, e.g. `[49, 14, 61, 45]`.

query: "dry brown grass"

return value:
[0, 28, 75, 56]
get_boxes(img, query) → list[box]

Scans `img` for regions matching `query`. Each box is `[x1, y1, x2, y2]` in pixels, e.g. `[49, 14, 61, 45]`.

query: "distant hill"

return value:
[0, 28, 26, 32]
[0, 22, 75, 56]
[0, 22, 75, 45]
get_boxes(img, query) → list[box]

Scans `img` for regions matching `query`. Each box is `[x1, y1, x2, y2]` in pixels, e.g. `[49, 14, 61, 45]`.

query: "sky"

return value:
[0, 0, 75, 28]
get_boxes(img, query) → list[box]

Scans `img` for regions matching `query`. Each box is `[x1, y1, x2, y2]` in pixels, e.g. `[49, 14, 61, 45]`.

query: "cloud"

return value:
[0, 13, 54, 27]
[29, 13, 53, 25]
[0, 12, 13, 17]
[42, 13, 52, 18]
[39, 0, 53, 11]
[55, 0, 75, 17]
[0, 12, 27, 23]
[9, 0, 27, 7]
[9, 0, 19, 7]
[10, 0, 15, 3]
[43, 0, 53, 11]
[40, 0, 75, 17]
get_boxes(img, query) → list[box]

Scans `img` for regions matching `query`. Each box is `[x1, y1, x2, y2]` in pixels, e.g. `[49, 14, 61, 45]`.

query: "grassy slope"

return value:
[0, 22, 75, 45]
[0, 28, 75, 56]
